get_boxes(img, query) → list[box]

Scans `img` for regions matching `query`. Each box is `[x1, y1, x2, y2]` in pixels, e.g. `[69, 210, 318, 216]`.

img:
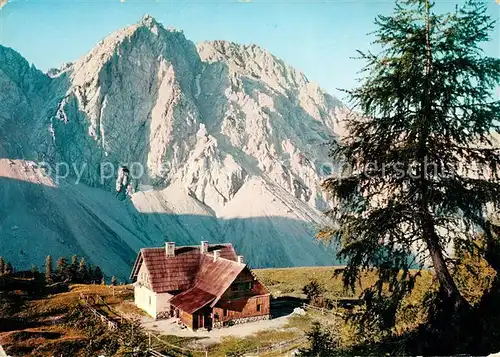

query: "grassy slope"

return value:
[0, 284, 141, 356]
[254, 266, 361, 298]
[254, 266, 433, 298]
[0, 267, 434, 356]
[254, 266, 435, 338]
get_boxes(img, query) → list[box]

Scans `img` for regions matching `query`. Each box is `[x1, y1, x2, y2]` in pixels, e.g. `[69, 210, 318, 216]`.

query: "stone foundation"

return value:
[213, 314, 271, 329]
[156, 311, 170, 320]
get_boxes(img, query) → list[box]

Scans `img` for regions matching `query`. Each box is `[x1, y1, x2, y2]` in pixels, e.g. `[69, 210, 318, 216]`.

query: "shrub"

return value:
[298, 322, 339, 357]
[303, 280, 326, 307]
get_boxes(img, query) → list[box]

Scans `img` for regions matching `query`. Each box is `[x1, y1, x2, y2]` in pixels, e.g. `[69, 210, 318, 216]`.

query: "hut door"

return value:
[205, 313, 212, 329]
[198, 311, 212, 329]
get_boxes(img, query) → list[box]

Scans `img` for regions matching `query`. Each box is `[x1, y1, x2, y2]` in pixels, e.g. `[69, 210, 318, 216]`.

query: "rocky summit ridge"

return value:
[0, 16, 347, 278]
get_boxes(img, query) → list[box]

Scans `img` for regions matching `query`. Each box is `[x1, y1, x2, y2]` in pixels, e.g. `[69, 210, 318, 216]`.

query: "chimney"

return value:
[213, 250, 221, 262]
[166, 242, 175, 257]
[237, 256, 244, 264]
[200, 241, 208, 254]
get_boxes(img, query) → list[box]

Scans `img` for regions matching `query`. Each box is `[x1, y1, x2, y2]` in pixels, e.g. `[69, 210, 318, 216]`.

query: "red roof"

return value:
[169, 287, 216, 314]
[195, 255, 246, 305]
[167, 255, 247, 313]
[130, 244, 239, 293]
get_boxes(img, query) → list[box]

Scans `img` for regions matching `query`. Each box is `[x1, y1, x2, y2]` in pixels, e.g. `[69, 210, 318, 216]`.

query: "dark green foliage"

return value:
[70, 255, 79, 282]
[298, 322, 339, 357]
[52, 256, 91, 284]
[38, 255, 101, 285]
[303, 280, 326, 307]
[93, 266, 104, 285]
[321, 0, 500, 332]
[78, 257, 88, 283]
[0, 257, 5, 275]
[55, 257, 69, 282]
[49, 255, 103, 284]
[87, 265, 94, 282]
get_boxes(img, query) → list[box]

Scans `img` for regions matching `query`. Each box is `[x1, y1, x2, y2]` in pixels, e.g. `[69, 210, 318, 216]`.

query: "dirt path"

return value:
[141, 314, 294, 344]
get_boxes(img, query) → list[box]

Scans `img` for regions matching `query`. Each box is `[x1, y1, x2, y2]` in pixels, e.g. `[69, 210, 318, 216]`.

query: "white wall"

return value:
[156, 291, 173, 315]
[134, 263, 173, 318]
[135, 284, 157, 317]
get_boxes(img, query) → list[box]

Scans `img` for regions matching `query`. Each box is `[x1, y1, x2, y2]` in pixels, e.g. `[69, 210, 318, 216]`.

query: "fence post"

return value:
[149, 332, 151, 349]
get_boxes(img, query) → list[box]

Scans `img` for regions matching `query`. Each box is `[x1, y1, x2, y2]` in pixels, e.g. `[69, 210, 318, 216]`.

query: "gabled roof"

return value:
[195, 255, 246, 307]
[168, 256, 246, 313]
[130, 243, 239, 293]
[169, 287, 216, 314]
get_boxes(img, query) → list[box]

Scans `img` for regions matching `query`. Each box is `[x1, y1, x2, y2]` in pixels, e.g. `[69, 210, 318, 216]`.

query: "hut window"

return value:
[223, 309, 228, 317]
[257, 304, 262, 312]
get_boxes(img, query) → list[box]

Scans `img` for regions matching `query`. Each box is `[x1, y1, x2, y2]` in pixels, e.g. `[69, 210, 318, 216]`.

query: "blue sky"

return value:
[0, 0, 498, 99]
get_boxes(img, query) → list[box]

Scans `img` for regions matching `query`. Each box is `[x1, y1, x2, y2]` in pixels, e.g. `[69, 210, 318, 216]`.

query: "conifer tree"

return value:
[56, 257, 69, 282]
[45, 255, 53, 283]
[93, 266, 103, 285]
[78, 257, 88, 283]
[70, 255, 79, 282]
[0, 256, 4, 275]
[31, 265, 39, 279]
[87, 265, 93, 283]
[111, 276, 117, 286]
[321, 0, 500, 324]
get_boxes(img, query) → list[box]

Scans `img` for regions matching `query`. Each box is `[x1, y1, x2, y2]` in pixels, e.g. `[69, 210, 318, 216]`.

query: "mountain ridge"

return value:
[0, 16, 344, 278]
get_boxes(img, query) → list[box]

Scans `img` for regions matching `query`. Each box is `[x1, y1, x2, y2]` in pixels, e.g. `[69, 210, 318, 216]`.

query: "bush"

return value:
[303, 280, 326, 307]
[298, 322, 339, 357]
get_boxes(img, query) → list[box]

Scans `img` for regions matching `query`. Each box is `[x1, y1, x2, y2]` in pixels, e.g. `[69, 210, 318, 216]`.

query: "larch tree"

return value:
[56, 257, 69, 282]
[70, 255, 79, 282]
[321, 0, 500, 326]
[78, 257, 88, 283]
[45, 255, 53, 283]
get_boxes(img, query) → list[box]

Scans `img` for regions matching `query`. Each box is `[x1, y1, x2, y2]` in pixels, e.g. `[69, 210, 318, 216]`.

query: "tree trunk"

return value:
[420, 0, 468, 312]
[423, 213, 464, 307]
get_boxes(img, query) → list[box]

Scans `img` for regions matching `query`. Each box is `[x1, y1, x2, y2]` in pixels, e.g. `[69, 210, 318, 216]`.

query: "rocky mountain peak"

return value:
[0, 16, 344, 275]
[139, 14, 159, 28]
[197, 40, 309, 91]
